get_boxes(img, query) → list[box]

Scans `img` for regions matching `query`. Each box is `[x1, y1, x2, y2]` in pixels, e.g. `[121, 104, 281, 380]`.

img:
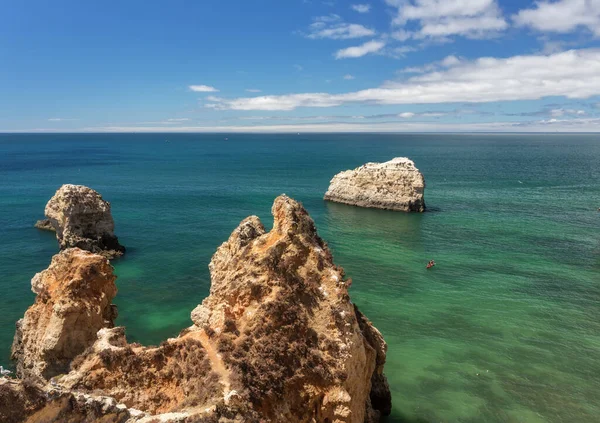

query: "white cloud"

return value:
[351, 4, 371, 13]
[306, 14, 375, 39]
[246, 89, 262, 93]
[386, 0, 507, 39]
[14, 117, 600, 133]
[189, 85, 219, 92]
[388, 45, 418, 58]
[343, 74, 356, 80]
[166, 118, 190, 122]
[335, 40, 386, 59]
[397, 111, 447, 118]
[399, 55, 461, 73]
[47, 118, 79, 122]
[204, 49, 600, 111]
[399, 112, 416, 118]
[238, 111, 448, 121]
[514, 0, 600, 35]
[441, 55, 461, 66]
[550, 108, 586, 117]
[390, 29, 413, 41]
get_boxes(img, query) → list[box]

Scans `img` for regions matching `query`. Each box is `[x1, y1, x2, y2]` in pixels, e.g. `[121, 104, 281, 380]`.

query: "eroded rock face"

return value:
[11, 248, 118, 380]
[324, 157, 426, 212]
[10, 195, 391, 423]
[0, 378, 131, 423]
[192, 194, 392, 422]
[34, 219, 55, 232]
[43, 184, 125, 259]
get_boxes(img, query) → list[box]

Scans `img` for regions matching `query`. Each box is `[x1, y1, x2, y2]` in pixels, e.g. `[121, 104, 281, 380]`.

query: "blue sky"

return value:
[2, 0, 600, 132]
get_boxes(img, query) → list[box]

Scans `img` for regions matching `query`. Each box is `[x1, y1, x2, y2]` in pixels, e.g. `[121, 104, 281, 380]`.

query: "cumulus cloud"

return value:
[204, 49, 600, 111]
[189, 85, 219, 92]
[343, 74, 356, 80]
[386, 0, 507, 39]
[513, 0, 600, 35]
[306, 14, 376, 39]
[335, 40, 386, 59]
[246, 89, 262, 93]
[351, 4, 371, 13]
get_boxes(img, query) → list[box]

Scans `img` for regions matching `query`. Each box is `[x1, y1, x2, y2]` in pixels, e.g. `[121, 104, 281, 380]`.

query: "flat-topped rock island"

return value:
[324, 158, 426, 212]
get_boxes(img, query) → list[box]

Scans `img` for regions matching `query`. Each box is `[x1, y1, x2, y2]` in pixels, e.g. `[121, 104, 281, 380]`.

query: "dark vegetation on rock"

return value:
[8, 194, 391, 423]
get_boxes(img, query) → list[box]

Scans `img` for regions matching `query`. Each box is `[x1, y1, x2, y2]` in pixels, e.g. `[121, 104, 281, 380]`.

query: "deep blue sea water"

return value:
[0, 133, 599, 422]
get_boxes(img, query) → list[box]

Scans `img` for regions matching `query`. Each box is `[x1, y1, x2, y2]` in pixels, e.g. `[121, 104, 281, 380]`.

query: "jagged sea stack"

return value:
[39, 184, 125, 258]
[6, 195, 391, 423]
[324, 157, 426, 212]
[11, 248, 118, 380]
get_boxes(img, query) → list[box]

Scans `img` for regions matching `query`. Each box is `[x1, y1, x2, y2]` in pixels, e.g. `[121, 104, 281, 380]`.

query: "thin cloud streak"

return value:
[335, 40, 386, 59]
[189, 85, 219, 92]
[6, 117, 600, 133]
[351, 4, 371, 13]
[306, 14, 376, 39]
[205, 49, 600, 110]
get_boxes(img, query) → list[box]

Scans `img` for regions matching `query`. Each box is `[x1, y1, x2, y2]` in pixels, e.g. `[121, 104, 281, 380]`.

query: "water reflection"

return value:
[323, 201, 425, 250]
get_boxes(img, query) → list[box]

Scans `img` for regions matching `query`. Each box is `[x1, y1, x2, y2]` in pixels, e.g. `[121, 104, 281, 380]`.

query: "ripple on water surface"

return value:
[0, 133, 599, 422]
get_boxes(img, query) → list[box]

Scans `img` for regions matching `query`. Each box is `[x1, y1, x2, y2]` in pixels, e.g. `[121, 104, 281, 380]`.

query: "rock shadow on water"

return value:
[324, 201, 425, 246]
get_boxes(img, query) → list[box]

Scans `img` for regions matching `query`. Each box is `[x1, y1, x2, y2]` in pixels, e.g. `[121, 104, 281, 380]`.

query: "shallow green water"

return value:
[0, 133, 598, 422]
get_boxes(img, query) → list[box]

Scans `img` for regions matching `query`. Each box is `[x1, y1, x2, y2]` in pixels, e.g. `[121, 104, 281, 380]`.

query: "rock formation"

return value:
[324, 157, 426, 212]
[9, 195, 391, 422]
[0, 378, 131, 423]
[34, 219, 55, 232]
[40, 184, 125, 259]
[11, 248, 118, 380]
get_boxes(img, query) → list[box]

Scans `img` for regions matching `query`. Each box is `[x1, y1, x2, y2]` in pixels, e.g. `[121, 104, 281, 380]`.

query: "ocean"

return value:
[0, 133, 598, 422]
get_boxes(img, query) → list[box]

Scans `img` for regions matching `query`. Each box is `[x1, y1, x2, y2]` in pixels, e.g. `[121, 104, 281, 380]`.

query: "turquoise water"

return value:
[0, 133, 598, 422]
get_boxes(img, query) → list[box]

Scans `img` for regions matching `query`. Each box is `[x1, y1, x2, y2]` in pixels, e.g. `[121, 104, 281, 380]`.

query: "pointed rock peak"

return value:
[271, 194, 317, 237]
[228, 216, 265, 248]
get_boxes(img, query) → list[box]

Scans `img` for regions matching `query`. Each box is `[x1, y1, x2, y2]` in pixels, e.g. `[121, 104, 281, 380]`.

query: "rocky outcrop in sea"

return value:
[4, 195, 391, 423]
[11, 249, 118, 380]
[324, 157, 426, 212]
[37, 184, 126, 259]
[33, 219, 55, 232]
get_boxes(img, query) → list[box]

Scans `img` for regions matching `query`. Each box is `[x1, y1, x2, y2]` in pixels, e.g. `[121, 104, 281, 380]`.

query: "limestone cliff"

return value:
[324, 157, 426, 212]
[41, 184, 125, 258]
[11, 248, 118, 380]
[9, 195, 391, 423]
